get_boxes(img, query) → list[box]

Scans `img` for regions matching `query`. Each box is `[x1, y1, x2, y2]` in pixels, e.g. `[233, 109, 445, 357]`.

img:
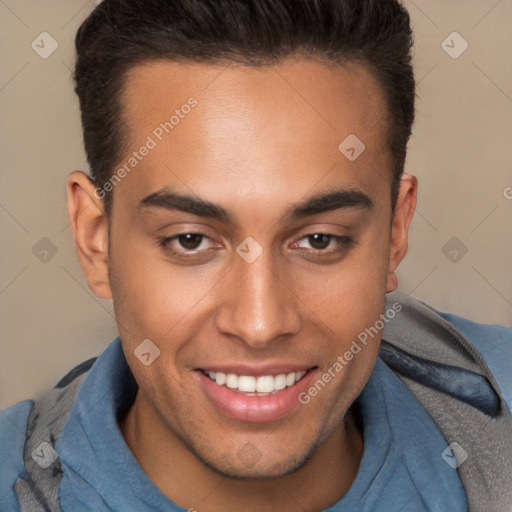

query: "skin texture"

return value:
[67, 58, 417, 511]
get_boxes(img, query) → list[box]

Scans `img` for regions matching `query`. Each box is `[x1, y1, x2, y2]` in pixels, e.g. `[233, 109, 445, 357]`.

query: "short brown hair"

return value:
[74, 0, 415, 214]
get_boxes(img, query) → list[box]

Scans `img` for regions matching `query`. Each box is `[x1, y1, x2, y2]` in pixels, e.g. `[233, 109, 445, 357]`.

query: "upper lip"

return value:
[197, 364, 316, 376]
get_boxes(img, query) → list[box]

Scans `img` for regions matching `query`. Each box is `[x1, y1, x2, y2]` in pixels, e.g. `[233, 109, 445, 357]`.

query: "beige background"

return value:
[1, 0, 511, 409]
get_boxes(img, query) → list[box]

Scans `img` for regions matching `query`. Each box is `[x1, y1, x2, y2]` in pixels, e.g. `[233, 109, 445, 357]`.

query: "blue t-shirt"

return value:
[1, 336, 471, 511]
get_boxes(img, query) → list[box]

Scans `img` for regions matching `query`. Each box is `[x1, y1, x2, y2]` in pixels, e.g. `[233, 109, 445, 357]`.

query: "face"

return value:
[70, 58, 416, 480]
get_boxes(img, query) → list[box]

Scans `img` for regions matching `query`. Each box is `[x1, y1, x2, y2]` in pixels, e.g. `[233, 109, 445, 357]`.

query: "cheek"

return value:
[322, 236, 390, 404]
[109, 231, 222, 340]
[289, 231, 389, 335]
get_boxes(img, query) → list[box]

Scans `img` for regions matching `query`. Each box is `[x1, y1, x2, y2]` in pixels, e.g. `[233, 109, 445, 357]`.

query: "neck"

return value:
[120, 392, 363, 512]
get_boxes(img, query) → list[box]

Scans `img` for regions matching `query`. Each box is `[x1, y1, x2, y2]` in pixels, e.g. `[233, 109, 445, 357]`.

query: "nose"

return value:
[215, 256, 302, 349]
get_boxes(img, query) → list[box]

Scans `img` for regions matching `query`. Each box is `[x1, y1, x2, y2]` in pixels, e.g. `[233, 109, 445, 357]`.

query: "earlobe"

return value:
[386, 173, 418, 293]
[386, 271, 398, 293]
[67, 171, 112, 299]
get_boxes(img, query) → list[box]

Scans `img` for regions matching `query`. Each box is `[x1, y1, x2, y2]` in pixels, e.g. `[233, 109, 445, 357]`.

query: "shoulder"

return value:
[438, 310, 512, 411]
[0, 357, 96, 511]
[0, 400, 33, 512]
[384, 290, 512, 415]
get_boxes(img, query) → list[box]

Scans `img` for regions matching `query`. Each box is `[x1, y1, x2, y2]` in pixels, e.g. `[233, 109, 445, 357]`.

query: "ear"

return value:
[386, 173, 418, 293]
[67, 171, 112, 299]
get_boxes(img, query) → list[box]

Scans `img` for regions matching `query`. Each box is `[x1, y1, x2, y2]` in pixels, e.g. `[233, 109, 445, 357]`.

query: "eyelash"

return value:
[157, 232, 356, 262]
[294, 234, 355, 252]
[157, 232, 214, 252]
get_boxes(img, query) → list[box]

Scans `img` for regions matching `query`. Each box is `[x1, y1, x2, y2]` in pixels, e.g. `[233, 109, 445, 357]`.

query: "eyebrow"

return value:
[138, 187, 373, 223]
[139, 190, 232, 223]
[288, 189, 373, 219]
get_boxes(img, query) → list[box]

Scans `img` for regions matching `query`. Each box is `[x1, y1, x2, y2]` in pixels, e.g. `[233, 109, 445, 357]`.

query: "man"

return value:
[1, 0, 511, 511]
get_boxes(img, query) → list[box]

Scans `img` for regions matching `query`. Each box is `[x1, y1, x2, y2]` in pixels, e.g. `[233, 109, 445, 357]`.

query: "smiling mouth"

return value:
[200, 369, 315, 396]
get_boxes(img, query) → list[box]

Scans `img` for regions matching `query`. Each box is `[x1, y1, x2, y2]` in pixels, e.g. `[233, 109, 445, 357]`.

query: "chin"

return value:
[191, 439, 318, 482]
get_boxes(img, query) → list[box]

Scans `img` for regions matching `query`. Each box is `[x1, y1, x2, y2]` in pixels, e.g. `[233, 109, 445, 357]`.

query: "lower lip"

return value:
[196, 370, 317, 423]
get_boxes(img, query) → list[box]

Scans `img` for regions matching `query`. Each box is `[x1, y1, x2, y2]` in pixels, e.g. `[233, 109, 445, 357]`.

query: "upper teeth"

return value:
[206, 370, 307, 394]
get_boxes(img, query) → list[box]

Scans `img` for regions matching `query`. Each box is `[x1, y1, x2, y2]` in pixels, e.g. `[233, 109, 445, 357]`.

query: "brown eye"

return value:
[158, 232, 221, 256]
[307, 234, 331, 250]
[177, 233, 204, 250]
[292, 234, 356, 263]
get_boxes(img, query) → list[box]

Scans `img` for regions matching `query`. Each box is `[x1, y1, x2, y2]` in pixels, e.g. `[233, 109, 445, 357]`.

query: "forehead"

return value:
[122, 58, 388, 138]
[117, 58, 392, 209]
